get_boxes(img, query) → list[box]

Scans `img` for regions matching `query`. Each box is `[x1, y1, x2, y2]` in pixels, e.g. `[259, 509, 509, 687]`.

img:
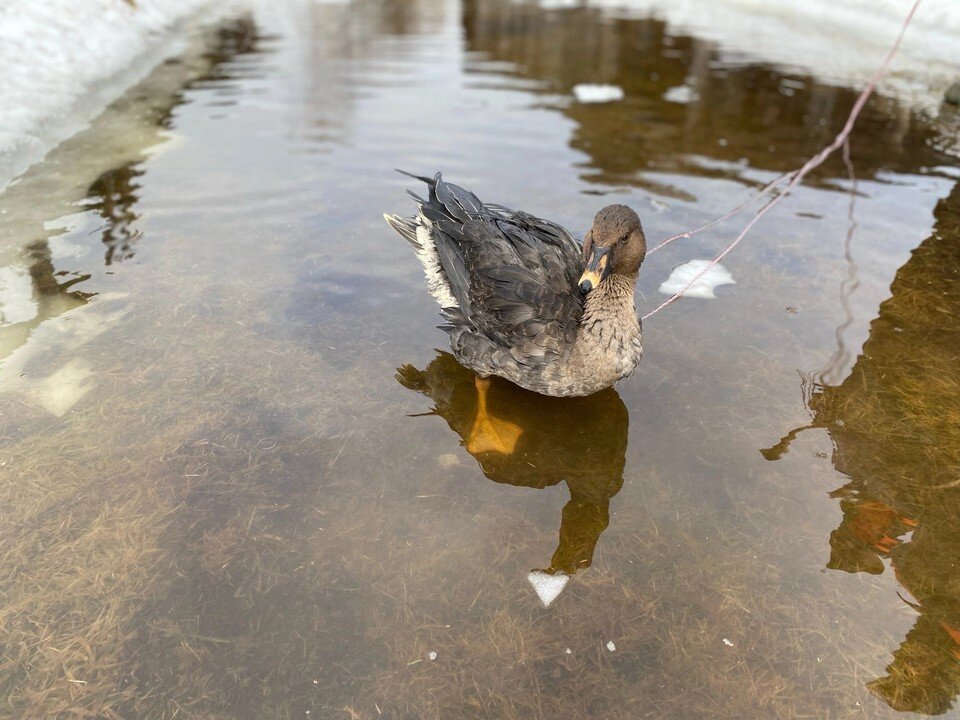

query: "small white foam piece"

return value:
[527, 570, 569, 607]
[572, 84, 624, 104]
[658, 259, 736, 299]
[428, 651, 438, 661]
[722, 638, 734, 647]
[606, 640, 616, 652]
[662, 85, 700, 104]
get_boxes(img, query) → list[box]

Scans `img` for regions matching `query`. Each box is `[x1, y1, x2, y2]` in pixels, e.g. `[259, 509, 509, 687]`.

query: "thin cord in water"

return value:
[642, 0, 921, 321]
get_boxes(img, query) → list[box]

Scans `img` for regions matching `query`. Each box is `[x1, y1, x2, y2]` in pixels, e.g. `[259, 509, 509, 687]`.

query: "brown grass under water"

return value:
[0, 271, 905, 720]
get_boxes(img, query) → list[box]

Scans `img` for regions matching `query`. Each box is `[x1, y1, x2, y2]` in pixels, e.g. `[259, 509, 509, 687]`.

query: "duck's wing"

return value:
[409, 173, 585, 370]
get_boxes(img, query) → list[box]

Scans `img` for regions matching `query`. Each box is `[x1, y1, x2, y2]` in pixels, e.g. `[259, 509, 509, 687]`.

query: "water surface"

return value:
[1, 1, 959, 717]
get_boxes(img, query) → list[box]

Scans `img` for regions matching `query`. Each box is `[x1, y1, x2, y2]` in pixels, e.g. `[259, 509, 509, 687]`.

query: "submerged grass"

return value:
[3, 185, 955, 717]
[0, 282, 900, 718]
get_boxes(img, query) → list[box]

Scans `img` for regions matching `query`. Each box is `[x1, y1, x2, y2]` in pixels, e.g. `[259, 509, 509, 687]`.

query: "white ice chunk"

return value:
[572, 84, 625, 104]
[662, 85, 700, 104]
[658, 259, 736, 299]
[527, 570, 569, 607]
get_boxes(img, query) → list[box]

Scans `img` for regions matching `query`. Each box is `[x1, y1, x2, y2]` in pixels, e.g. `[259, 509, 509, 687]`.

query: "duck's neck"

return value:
[581, 273, 639, 331]
[574, 273, 642, 380]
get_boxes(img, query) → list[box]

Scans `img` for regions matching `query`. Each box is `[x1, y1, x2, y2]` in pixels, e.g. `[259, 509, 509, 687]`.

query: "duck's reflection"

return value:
[762, 176, 960, 715]
[397, 351, 627, 578]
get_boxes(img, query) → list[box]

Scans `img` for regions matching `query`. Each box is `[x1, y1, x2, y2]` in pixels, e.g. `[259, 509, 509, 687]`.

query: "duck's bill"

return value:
[579, 246, 611, 294]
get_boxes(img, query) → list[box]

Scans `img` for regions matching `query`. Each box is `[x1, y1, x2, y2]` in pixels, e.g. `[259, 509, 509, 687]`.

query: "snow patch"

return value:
[658, 259, 736, 299]
[584, 0, 960, 110]
[0, 0, 220, 189]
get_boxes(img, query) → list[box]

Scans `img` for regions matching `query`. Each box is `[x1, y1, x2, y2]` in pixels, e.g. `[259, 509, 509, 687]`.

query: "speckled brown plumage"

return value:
[384, 172, 645, 396]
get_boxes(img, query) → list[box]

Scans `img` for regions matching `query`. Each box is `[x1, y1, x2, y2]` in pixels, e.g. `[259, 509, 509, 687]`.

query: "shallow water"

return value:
[1, 1, 959, 717]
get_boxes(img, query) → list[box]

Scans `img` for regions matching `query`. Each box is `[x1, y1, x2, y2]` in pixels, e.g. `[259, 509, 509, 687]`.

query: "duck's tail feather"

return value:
[383, 205, 460, 309]
[383, 213, 419, 247]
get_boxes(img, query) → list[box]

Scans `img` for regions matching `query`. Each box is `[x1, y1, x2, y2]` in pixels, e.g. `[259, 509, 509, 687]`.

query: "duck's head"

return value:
[578, 205, 646, 294]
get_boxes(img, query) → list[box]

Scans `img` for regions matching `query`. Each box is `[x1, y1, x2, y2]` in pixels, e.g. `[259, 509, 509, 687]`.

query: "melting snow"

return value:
[572, 84, 625, 104]
[527, 570, 569, 607]
[658, 259, 736, 299]
[0, 0, 216, 188]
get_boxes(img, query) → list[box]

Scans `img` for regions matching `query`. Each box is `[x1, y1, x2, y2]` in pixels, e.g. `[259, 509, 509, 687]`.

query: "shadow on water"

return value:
[762, 178, 960, 715]
[397, 351, 627, 576]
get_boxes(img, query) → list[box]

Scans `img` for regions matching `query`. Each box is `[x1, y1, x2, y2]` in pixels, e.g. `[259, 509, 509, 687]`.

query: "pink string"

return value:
[642, 0, 922, 321]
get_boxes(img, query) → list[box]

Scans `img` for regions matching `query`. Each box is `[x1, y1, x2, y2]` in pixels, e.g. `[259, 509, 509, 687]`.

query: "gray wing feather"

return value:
[391, 171, 585, 371]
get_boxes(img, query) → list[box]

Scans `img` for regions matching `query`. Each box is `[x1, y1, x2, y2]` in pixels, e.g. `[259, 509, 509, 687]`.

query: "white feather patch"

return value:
[413, 211, 459, 308]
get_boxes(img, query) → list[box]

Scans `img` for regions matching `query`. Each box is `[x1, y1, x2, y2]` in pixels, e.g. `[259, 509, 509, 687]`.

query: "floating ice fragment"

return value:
[723, 638, 734, 647]
[572, 84, 624, 104]
[658, 259, 736, 300]
[606, 641, 616, 652]
[663, 85, 699, 104]
[428, 651, 437, 661]
[527, 570, 569, 607]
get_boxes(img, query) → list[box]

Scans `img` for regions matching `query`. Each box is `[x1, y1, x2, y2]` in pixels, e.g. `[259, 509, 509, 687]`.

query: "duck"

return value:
[383, 171, 646, 410]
